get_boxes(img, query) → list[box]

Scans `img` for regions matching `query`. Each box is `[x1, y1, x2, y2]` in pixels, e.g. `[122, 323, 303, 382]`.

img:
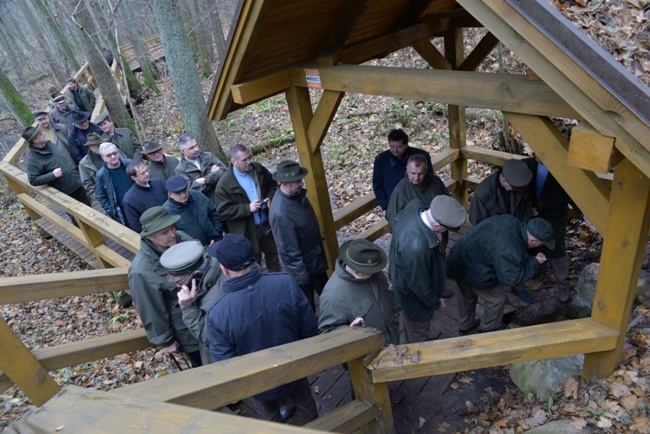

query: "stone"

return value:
[512, 298, 562, 326]
[509, 355, 583, 400]
[635, 269, 650, 307]
[524, 419, 593, 434]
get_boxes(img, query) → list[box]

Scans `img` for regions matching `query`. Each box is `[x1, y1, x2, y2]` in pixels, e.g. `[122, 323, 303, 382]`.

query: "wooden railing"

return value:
[120, 34, 163, 65]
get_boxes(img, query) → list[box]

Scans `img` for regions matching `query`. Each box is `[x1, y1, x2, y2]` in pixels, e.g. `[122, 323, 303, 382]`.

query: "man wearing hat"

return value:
[64, 77, 96, 114]
[175, 133, 226, 203]
[23, 124, 91, 213]
[121, 161, 168, 233]
[95, 142, 133, 223]
[32, 109, 75, 169]
[269, 160, 328, 310]
[389, 195, 467, 343]
[468, 159, 534, 227]
[447, 215, 552, 334]
[215, 144, 281, 272]
[67, 109, 102, 165]
[48, 94, 78, 126]
[143, 139, 179, 182]
[163, 175, 223, 246]
[95, 111, 143, 162]
[128, 206, 203, 367]
[207, 234, 319, 424]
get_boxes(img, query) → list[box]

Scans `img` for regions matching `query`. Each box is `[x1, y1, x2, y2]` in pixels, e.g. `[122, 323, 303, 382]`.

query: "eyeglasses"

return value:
[103, 152, 120, 158]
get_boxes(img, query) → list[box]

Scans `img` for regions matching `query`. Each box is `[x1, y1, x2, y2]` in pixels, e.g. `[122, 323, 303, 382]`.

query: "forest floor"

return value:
[1, 0, 649, 432]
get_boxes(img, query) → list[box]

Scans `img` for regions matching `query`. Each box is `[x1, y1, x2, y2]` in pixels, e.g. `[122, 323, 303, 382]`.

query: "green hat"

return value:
[94, 111, 110, 125]
[272, 160, 308, 183]
[527, 218, 555, 250]
[139, 206, 180, 236]
[339, 239, 387, 274]
[85, 132, 104, 147]
[22, 125, 42, 143]
[48, 86, 60, 96]
[160, 241, 205, 282]
[430, 195, 467, 229]
[143, 139, 163, 154]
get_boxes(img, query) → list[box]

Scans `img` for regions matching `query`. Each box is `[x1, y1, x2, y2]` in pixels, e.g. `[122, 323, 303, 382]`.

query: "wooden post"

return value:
[0, 318, 60, 406]
[348, 356, 395, 434]
[583, 158, 650, 378]
[444, 29, 469, 207]
[285, 86, 341, 272]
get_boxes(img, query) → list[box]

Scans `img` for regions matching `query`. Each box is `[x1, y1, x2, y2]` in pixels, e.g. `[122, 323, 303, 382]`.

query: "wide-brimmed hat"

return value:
[22, 125, 42, 143]
[48, 86, 60, 97]
[272, 160, 308, 183]
[70, 110, 90, 124]
[94, 111, 110, 125]
[53, 95, 66, 104]
[160, 241, 205, 282]
[339, 239, 387, 274]
[502, 160, 532, 188]
[143, 139, 163, 154]
[166, 175, 189, 193]
[527, 218, 555, 250]
[211, 233, 255, 271]
[32, 110, 48, 119]
[139, 206, 180, 236]
[430, 195, 467, 229]
[85, 132, 104, 147]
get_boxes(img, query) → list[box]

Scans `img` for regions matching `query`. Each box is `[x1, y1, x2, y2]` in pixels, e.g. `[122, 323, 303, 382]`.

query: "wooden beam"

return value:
[0, 268, 129, 304]
[119, 327, 385, 411]
[290, 65, 581, 119]
[0, 317, 60, 406]
[461, 145, 525, 166]
[308, 90, 344, 153]
[359, 220, 390, 242]
[230, 68, 292, 105]
[411, 39, 452, 70]
[583, 159, 650, 377]
[304, 399, 380, 433]
[459, 31, 499, 71]
[285, 86, 339, 271]
[316, 1, 370, 66]
[568, 122, 623, 173]
[15, 193, 87, 246]
[505, 113, 611, 235]
[348, 357, 394, 434]
[390, 0, 437, 30]
[369, 319, 618, 383]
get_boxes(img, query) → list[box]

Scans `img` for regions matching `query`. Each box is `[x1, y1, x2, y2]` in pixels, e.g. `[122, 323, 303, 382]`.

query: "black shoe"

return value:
[118, 293, 133, 308]
[459, 318, 481, 336]
[389, 389, 403, 405]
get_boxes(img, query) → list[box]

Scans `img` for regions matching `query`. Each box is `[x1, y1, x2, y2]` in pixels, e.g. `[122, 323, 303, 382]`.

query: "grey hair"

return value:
[99, 142, 118, 156]
[229, 143, 249, 159]
[178, 134, 194, 149]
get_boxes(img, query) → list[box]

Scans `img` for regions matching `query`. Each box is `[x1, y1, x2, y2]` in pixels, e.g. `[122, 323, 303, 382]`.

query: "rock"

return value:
[524, 419, 593, 434]
[635, 269, 650, 307]
[509, 355, 583, 400]
[512, 298, 562, 326]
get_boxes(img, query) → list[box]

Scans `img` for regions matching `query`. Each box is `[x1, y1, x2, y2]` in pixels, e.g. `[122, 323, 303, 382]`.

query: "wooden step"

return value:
[304, 398, 380, 432]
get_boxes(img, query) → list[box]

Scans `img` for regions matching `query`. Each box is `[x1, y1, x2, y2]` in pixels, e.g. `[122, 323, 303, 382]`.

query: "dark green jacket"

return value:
[65, 85, 96, 114]
[389, 200, 446, 322]
[468, 168, 533, 226]
[447, 214, 539, 289]
[26, 141, 82, 195]
[175, 152, 227, 202]
[103, 127, 143, 162]
[147, 155, 179, 182]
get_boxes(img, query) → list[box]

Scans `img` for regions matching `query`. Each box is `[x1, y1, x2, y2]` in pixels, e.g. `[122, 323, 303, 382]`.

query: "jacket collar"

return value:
[222, 266, 262, 293]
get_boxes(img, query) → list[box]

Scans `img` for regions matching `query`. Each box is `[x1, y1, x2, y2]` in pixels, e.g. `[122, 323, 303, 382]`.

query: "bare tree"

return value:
[0, 67, 34, 127]
[31, 0, 80, 73]
[121, 0, 160, 93]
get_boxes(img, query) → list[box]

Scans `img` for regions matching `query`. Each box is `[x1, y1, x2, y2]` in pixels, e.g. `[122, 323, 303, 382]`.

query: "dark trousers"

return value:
[66, 187, 91, 226]
[300, 271, 328, 312]
[252, 378, 318, 425]
[256, 222, 281, 272]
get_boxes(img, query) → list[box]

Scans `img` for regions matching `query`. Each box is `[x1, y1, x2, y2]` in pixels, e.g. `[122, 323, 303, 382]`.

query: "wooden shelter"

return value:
[2, 0, 650, 432]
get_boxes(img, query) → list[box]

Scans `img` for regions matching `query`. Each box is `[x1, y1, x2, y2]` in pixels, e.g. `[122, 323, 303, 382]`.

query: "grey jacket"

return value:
[79, 148, 125, 200]
[175, 152, 226, 201]
[147, 155, 179, 182]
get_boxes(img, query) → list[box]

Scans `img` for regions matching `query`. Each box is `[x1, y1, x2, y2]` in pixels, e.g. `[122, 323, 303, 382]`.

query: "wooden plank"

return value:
[0, 268, 129, 304]
[304, 399, 380, 433]
[290, 65, 581, 120]
[461, 145, 525, 166]
[347, 357, 394, 434]
[316, 0, 371, 65]
[0, 318, 60, 407]
[10, 386, 320, 433]
[15, 193, 88, 246]
[333, 193, 379, 230]
[230, 68, 292, 105]
[368, 319, 618, 383]
[412, 39, 452, 70]
[568, 121, 623, 173]
[459, 31, 499, 71]
[359, 220, 390, 242]
[119, 327, 385, 411]
[94, 244, 133, 268]
[583, 159, 650, 377]
[308, 90, 345, 154]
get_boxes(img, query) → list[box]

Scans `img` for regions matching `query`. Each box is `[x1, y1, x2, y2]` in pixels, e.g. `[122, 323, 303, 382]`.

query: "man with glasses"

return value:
[121, 161, 168, 232]
[96, 142, 133, 223]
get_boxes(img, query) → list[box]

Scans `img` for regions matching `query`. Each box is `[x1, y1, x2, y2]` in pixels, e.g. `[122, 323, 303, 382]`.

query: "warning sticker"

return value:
[305, 69, 322, 89]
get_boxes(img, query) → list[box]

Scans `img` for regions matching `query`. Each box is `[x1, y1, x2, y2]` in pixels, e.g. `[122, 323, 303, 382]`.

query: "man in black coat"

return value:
[121, 161, 168, 232]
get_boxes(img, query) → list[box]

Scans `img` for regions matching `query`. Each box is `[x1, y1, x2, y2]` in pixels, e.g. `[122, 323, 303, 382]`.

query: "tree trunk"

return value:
[188, 0, 214, 70]
[210, 1, 227, 64]
[31, 0, 80, 74]
[121, 0, 160, 93]
[0, 68, 34, 127]
[0, 21, 26, 83]
[152, 0, 225, 160]
[177, 0, 209, 77]
[71, 2, 136, 134]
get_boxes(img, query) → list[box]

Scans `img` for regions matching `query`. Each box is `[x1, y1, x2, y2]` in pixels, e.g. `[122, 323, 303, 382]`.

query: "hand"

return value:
[437, 298, 447, 311]
[263, 198, 271, 207]
[195, 177, 206, 186]
[163, 341, 179, 354]
[210, 164, 219, 173]
[53, 168, 63, 178]
[249, 199, 262, 212]
[178, 279, 198, 307]
[350, 317, 365, 327]
[536, 252, 547, 264]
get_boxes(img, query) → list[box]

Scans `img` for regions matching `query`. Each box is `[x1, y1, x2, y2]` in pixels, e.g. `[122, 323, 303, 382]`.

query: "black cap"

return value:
[211, 234, 255, 271]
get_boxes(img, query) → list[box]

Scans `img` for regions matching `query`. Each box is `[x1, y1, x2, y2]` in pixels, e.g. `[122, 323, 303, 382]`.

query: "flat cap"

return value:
[53, 95, 66, 104]
[527, 218, 555, 250]
[165, 175, 189, 193]
[211, 233, 255, 271]
[160, 240, 204, 277]
[502, 160, 532, 188]
[32, 110, 48, 119]
[430, 195, 467, 229]
[94, 111, 110, 125]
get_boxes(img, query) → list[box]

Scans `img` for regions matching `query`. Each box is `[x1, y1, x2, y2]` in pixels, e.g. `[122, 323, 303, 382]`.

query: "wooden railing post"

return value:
[348, 356, 395, 434]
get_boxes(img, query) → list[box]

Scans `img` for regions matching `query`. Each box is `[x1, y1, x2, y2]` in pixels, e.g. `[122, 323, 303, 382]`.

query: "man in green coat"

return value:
[95, 111, 143, 162]
[447, 215, 554, 334]
[65, 77, 96, 114]
[389, 195, 467, 343]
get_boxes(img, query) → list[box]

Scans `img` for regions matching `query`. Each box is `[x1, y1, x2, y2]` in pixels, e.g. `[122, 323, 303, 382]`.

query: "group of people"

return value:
[22, 93, 576, 425]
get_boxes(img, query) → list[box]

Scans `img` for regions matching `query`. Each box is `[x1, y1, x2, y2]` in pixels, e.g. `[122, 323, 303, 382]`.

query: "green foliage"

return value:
[0, 68, 34, 127]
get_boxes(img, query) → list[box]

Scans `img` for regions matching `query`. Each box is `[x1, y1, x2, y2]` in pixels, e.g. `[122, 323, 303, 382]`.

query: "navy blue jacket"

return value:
[67, 122, 102, 165]
[372, 147, 433, 210]
[207, 267, 318, 400]
[122, 178, 168, 232]
[163, 190, 223, 246]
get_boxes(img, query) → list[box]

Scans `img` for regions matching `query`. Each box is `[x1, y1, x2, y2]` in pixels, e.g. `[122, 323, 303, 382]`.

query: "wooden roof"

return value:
[207, 0, 650, 176]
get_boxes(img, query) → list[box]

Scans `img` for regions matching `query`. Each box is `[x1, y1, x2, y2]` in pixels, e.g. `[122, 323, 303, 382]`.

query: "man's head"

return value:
[127, 161, 150, 187]
[428, 195, 467, 233]
[85, 132, 104, 155]
[160, 241, 206, 286]
[339, 238, 387, 280]
[526, 218, 555, 250]
[406, 154, 428, 185]
[53, 95, 68, 110]
[22, 125, 46, 148]
[71, 110, 90, 131]
[499, 159, 532, 193]
[99, 142, 121, 168]
[166, 175, 190, 205]
[66, 78, 78, 91]
[273, 160, 308, 196]
[143, 140, 165, 162]
[179, 134, 201, 161]
[94, 112, 115, 135]
[32, 110, 50, 130]
[48, 86, 60, 98]
[387, 128, 409, 158]
[230, 143, 252, 174]
[212, 233, 256, 277]
[140, 206, 180, 249]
